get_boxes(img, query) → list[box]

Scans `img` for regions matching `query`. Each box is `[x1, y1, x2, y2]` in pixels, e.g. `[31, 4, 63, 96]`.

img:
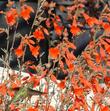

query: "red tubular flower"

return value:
[49, 47, 60, 59]
[15, 43, 24, 58]
[70, 25, 80, 36]
[27, 107, 38, 111]
[54, 22, 63, 36]
[29, 45, 40, 57]
[20, 5, 34, 21]
[33, 29, 44, 40]
[6, 8, 18, 26]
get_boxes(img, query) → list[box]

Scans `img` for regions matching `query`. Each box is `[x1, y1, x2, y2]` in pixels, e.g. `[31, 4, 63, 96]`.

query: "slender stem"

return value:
[20, 0, 46, 72]
[9, 21, 19, 67]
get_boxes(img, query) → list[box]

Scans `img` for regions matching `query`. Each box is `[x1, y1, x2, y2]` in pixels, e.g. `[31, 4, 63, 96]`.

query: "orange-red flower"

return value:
[104, 76, 110, 87]
[20, 5, 34, 21]
[6, 8, 18, 26]
[27, 107, 38, 111]
[49, 47, 60, 59]
[33, 29, 44, 40]
[9, 104, 16, 110]
[70, 25, 80, 36]
[7, 89, 15, 98]
[0, 84, 7, 96]
[57, 80, 65, 89]
[29, 45, 40, 57]
[86, 17, 99, 27]
[101, 106, 110, 111]
[54, 22, 63, 36]
[102, 23, 110, 35]
[15, 43, 24, 58]
[82, 13, 99, 27]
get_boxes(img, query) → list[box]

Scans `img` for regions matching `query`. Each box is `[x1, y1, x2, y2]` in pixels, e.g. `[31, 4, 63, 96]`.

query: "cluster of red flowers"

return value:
[0, 0, 110, 111]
